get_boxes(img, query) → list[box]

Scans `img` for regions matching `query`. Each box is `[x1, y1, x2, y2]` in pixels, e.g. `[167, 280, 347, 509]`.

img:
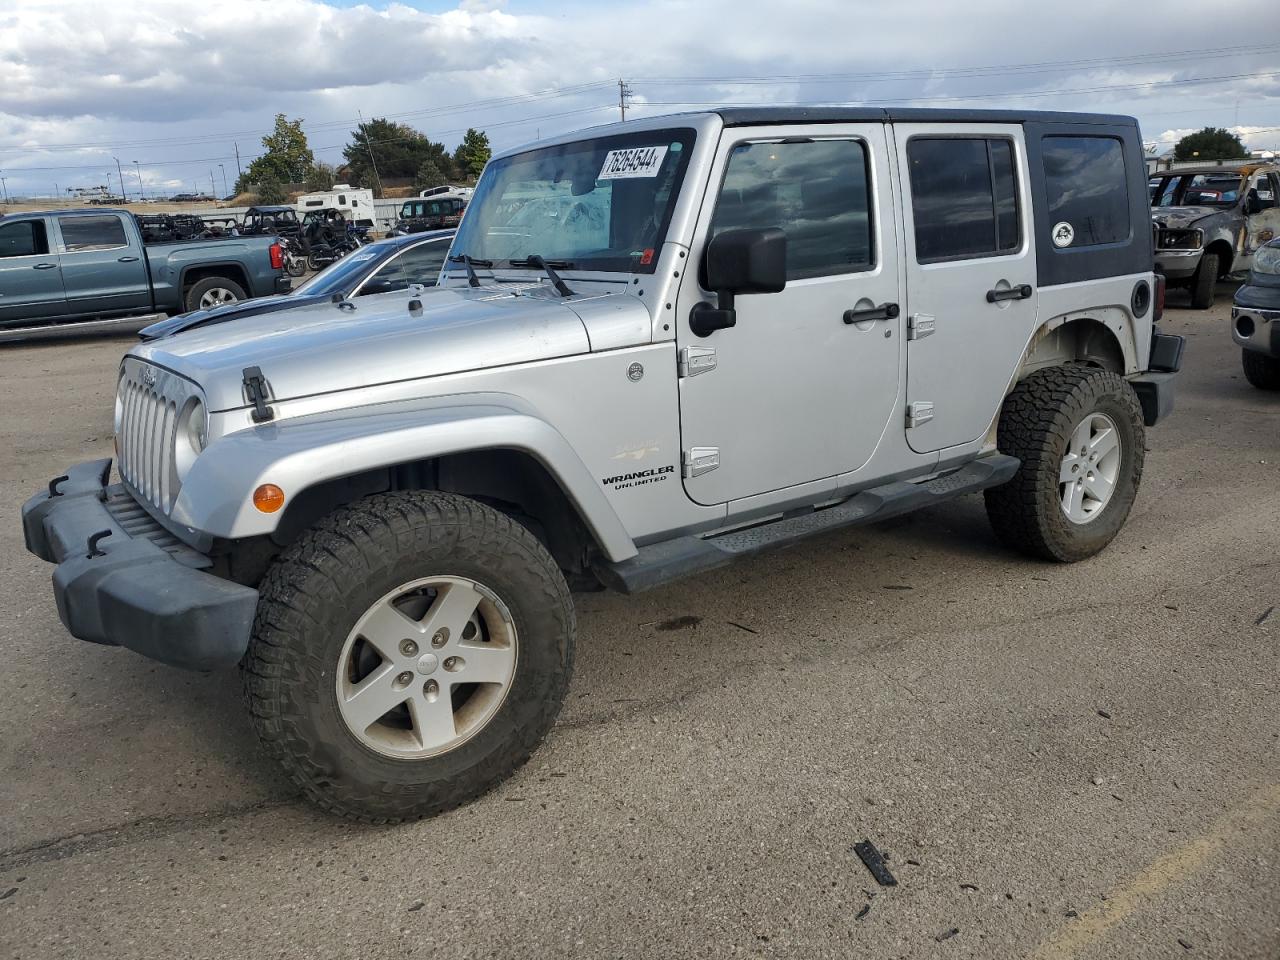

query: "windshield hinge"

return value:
[242, 366, 275, 423]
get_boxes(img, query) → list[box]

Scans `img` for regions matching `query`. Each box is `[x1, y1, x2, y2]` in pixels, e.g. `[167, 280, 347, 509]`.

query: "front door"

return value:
[0, 217, 65, 325]
[1245, 170, 1280, 261]
[895, 125, 1038, 453]
[52, 212, 151, 316]
[676, 125, 902, 506]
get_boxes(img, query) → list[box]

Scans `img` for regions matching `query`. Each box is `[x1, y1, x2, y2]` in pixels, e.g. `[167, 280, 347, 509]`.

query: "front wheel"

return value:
[1242, 349, 1280, 390]
[985, 365, 1146, 562]
[242, 491, 575, 822]
[1189, 251, 1220, 309]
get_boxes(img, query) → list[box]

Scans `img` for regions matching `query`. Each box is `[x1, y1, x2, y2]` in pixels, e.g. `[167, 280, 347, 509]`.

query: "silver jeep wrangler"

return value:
[23, 108, 1184, 821]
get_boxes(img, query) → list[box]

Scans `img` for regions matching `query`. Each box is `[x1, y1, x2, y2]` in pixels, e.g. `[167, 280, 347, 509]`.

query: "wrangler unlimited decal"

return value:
[602, 464, 675, 491]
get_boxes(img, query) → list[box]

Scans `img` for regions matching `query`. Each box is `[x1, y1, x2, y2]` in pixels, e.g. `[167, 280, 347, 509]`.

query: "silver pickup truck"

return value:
[23, 107, 1183, 822]
[0, 208, 290, 334]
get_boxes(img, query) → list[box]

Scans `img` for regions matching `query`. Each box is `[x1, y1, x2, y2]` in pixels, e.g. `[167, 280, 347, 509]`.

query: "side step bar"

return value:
[595, 453, 1020, 594]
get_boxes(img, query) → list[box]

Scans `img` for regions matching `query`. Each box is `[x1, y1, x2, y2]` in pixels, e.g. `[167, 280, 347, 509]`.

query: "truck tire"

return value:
[185, 276, 247, 312]
[984, 365, 1145, 562]
[1189, 251, 1219, 309]
[242, 491, 575, 822]
[1242, 348, 1280, 390]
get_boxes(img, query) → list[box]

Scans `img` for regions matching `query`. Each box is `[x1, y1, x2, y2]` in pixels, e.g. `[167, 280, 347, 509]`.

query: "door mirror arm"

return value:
[690, 291, 737, 338]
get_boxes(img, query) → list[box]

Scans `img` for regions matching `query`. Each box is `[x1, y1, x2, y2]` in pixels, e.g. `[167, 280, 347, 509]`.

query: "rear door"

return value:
[895, 125, 1037, 453]
[0, 217, 66, 324]
[52, 213, 151, 316]
[675, 123, 903, 505]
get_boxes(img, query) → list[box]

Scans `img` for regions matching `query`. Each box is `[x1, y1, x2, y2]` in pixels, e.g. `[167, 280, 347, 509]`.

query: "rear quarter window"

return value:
[1041, 136, 1130, 247]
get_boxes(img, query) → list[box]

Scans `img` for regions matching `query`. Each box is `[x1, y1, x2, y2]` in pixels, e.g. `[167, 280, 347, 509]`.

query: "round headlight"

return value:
[1255, 243, 1280, 276]
[186, 399, 208, 454]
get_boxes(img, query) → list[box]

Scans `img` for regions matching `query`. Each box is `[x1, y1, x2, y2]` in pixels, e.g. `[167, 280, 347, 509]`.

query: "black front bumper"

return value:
[22, 459, 257, 672]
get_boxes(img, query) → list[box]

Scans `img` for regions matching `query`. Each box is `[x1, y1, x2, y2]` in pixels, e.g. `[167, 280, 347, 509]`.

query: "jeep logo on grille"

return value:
[141, 367, 157, 387]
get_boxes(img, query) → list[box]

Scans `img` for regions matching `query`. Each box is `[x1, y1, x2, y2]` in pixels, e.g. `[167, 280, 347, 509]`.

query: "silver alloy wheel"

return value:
[335, 575, 518, 760]
[197, 286, 239, 309]
[1059, 412, 1122, 524]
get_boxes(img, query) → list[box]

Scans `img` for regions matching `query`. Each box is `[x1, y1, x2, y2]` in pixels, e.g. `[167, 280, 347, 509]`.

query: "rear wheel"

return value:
[185, 276, 246, 312]
[1189, 251, 1219, 309]
[1242, 348, 1280, 390]
[242, 491, 575, 822]
[985, 365, 1145, 562]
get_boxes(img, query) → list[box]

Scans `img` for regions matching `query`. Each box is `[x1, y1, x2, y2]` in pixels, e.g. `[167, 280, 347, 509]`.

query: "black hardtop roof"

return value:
[713, 106, 1139, 127]
[245, 205, 295, 214]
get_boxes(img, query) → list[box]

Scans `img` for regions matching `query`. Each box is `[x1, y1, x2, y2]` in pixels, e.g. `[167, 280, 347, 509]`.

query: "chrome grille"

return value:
[116, 358, 198, 514]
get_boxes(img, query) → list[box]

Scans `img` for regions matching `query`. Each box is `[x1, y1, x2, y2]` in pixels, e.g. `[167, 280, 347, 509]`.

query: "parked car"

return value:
[1231, 237, 1280, 389]
[138, 230, 455, 340]
[22, 107, 1181, 822]
[0, 208, 289, 330]
[394, 194, 466, 234]
[1149, 163, 1280, 308]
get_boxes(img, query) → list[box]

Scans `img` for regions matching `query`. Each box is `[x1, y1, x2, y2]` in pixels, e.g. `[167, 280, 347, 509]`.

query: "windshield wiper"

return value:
[447, 253, 492, 287]
[511, 255, 575, 297]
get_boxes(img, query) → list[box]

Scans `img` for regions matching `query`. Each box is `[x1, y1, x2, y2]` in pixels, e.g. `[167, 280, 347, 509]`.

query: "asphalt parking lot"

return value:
[1, 294, 1277, 960]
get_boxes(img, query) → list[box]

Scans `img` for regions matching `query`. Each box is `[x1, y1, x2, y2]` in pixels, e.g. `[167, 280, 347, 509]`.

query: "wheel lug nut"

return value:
[396, 671, 413, 686]
[424, 679, 439, 701]
[432, 629, 448, 648]
[443, 656, 462, 672]
[400, 640, 418, 657]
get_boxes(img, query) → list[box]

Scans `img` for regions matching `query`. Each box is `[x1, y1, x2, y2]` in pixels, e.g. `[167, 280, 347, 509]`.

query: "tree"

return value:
[256, 179, 287, 204]
[236, 115, 315, 192]
[343, 118, 454, 189]
[453, 128, 491, 181]
[1174, 127, 1247, 162]
[413, 158, 448, 191]
[304, 162, 336, 192]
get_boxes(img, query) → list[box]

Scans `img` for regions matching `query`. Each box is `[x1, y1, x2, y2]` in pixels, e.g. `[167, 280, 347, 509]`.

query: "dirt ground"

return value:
[0, 291, 1277, 960]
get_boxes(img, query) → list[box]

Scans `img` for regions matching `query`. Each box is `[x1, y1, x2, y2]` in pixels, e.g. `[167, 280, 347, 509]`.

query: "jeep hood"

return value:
[1151, 206, 1220, 229]
[131, 284, 598, 411]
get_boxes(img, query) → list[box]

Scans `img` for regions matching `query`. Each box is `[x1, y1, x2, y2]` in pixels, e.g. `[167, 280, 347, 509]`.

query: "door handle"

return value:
[986, 284, 1033, 303]
[33, 262, 57, 270]
[843, 302, 900, 324]
[118, 256, 140, 263]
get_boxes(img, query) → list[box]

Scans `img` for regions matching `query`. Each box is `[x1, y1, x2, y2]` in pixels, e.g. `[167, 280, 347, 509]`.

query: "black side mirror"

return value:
[690, 228, 787, 337]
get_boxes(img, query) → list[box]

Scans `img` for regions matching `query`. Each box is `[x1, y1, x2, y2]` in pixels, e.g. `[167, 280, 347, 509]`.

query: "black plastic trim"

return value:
[1130, 371, 1177, 427]
[21, 459, 257, 672]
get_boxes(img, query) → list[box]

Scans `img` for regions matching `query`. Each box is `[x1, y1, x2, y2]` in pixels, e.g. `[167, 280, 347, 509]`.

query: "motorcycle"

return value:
[305, 234, 362, 272]
[280, 237, 308, 279]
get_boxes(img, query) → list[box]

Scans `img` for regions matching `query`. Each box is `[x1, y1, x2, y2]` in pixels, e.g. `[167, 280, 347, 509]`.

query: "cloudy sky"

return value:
[0, 0, 1277, 198]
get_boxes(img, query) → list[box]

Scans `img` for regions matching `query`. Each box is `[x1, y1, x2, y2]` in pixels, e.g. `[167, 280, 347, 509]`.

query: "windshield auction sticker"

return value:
[598, 146, 669, 180]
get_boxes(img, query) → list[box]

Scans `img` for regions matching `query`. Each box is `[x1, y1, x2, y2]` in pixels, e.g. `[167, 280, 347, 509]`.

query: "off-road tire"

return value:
[242, 491, 575, 823]
[183, 275, 247, 313]
[984, 365, 1145, 562]
[1189, 251, 1219, 309]
[1242, 348, 1280, 390]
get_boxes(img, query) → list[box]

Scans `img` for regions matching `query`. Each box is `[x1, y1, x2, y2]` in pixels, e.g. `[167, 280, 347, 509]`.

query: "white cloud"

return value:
[0, 0, 1277, 195]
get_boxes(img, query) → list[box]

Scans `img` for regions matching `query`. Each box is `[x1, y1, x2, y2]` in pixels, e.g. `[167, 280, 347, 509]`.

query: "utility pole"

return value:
[234, 142, 243, 181]
[114, 157, 126, 201]
[357, 109, 384, 197]
[218, 164, 228, 198]
[133, 160, 145, 201]
[0, 176, 8, 205]
[53, 182, 59, 204]
[618, 79, 632, 122]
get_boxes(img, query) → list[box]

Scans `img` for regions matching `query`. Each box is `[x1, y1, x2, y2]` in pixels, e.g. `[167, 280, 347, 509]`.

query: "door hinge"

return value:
[683, 447, 720, 478]
[906, 401, 934, 428]
[678, 346, 717, 378]
[907, 313, 935, 340]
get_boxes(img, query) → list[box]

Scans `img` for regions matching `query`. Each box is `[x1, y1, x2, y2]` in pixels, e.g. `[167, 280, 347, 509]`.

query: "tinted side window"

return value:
[907, 137, 1020, 262]
[711, 139, 873, 280]
[0, 220, 49, 258]
[1042, 136, 1130, 247]
[396, 242, 449, 284]
[60, 215, 128, 252]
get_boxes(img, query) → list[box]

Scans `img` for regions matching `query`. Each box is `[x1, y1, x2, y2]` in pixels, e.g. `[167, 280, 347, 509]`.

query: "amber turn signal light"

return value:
[252, 483, 286, 513]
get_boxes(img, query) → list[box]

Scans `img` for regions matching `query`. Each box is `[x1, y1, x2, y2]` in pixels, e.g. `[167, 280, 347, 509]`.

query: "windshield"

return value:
[1150, 173, 1244, 208]
[448, 127, 696, 273]
[293, 246, 385, 296]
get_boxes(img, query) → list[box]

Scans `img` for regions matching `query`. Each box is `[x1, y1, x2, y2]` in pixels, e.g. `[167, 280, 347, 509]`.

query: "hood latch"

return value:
[242, 366, 275, 423]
